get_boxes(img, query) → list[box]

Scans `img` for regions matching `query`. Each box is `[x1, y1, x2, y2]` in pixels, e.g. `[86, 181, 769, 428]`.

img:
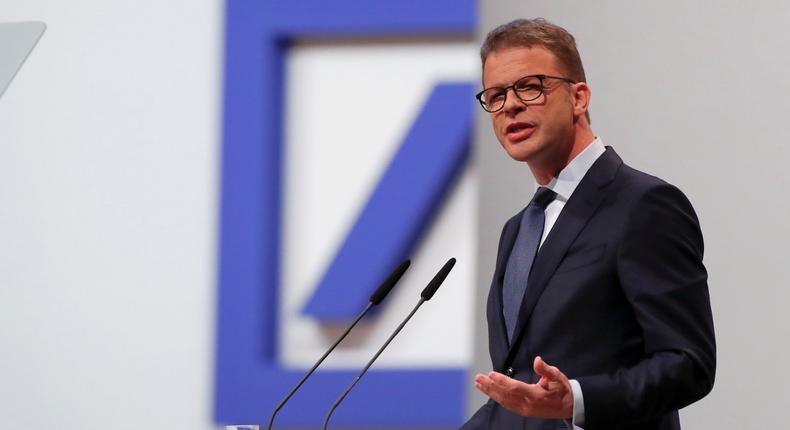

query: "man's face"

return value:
[482, 46, 576, 164]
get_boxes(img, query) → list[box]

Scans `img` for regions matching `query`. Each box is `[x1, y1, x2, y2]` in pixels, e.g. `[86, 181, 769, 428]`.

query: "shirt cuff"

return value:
[564, 379, 585, 429]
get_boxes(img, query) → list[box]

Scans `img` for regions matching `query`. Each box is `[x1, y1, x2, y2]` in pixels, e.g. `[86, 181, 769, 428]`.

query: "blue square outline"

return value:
[215, 0, 476, 426]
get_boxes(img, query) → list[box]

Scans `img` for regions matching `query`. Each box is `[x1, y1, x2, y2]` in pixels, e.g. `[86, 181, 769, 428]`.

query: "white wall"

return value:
[280, 40, 478, 369]
[473, 1, 790, 428]
[0, 1, 222, 428]
[0, 2, 479, 429]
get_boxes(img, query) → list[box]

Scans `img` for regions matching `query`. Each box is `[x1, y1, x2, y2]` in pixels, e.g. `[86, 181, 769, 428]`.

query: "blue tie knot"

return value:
[532, 187, 557, 209]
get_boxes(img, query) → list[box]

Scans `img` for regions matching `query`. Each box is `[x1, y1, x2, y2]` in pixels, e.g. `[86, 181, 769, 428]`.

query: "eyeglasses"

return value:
[475, 74, 576, 113]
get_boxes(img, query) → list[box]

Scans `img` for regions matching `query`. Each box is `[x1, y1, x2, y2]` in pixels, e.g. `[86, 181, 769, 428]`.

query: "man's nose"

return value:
[501, 87, 526, 115]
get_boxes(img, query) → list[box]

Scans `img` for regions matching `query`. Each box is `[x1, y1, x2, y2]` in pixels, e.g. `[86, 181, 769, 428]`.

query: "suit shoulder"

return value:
[610, 162, 703, 234]
[618, 162, 670, 190]
[614, 162, 703, 238]
[616, 162, 691, 202]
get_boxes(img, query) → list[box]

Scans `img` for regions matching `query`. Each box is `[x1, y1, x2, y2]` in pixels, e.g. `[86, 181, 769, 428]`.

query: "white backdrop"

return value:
[0, 1, 478, 429]
[280, 40, 477, 369]
[0, 1, 221, 428]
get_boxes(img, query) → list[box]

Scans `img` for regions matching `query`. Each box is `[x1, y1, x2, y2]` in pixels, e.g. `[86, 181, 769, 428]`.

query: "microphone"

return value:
[321, 257, 456, 430]
[266, 259, 411, 430]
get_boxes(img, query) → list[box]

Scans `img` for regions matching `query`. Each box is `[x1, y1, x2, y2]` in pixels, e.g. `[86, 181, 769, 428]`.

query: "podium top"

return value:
[0, 21, 46, 99]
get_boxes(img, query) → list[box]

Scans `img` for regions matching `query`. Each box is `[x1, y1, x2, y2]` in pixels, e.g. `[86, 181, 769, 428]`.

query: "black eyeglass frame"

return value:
[475, 74, 576, 113]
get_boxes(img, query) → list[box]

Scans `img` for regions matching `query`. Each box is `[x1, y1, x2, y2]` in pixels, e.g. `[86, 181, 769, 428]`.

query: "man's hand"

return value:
[474, 356, 574, 419]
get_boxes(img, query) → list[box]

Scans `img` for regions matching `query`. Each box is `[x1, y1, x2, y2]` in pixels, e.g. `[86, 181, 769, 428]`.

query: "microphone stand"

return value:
[266, 302, 372, 430]
[321, 257, 455, 430]
[321, 298, 426, 430]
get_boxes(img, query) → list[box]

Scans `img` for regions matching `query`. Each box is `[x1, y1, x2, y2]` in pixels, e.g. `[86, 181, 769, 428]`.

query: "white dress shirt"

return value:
[535, 137, 606, 429]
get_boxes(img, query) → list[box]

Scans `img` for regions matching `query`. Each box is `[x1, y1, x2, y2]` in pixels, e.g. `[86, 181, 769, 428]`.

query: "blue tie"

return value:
[502, 187, 556, 342]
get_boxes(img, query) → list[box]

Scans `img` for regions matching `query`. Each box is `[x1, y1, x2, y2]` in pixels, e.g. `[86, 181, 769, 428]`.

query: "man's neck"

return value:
[529, 129, 596, 185]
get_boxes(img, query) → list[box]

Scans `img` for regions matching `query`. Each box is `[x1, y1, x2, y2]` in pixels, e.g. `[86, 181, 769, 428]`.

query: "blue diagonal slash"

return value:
[303, 83, 474, 321]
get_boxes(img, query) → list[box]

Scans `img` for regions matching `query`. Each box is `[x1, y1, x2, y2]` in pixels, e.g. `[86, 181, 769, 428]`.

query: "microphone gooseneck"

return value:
[321, 258, 456, 430]
[266, 259, 410, 430]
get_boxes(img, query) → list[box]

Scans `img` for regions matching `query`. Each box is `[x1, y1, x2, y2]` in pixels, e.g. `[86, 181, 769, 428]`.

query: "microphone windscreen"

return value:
[421, 258, 456, 300]
[369, 260, 411, 305]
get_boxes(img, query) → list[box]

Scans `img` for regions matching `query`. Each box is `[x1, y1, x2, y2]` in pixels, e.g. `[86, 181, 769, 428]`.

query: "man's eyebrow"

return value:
[482, 81, 507, 90]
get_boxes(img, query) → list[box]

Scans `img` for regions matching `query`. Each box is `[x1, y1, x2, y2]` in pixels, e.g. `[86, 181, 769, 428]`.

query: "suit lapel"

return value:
[503, 148, 623, 366]
[492, 211, 523, 350]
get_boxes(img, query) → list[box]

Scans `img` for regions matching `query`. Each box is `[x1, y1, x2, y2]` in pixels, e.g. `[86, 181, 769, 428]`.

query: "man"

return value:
[462, 19, 715, 430]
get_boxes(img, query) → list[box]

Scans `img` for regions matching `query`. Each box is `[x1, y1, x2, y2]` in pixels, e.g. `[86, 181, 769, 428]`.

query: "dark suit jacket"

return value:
[461, 148, 716, 430]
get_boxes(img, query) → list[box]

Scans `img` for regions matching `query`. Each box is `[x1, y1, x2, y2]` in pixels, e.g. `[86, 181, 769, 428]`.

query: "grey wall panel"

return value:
[473, 1, 790, 428]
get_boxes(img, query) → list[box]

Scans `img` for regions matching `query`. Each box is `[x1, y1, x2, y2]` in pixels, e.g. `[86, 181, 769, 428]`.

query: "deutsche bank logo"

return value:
[214, 1, 476, 427]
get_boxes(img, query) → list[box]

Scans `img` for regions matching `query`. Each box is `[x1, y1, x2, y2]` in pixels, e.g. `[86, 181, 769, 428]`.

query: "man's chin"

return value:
[508, 153, 533, 163]
[504, 142, 537, 163]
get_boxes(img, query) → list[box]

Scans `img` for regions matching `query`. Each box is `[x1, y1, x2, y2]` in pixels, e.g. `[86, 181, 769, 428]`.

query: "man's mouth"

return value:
[505, 122, 535, 141]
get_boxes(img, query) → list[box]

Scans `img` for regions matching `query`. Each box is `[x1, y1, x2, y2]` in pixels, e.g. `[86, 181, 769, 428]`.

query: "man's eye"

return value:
[486, 90, 506, 104]
[515, 82, 541, 92]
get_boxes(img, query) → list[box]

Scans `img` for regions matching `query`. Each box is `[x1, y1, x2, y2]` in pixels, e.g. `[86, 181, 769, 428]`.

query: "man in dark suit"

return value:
[462, 19, 716, 429]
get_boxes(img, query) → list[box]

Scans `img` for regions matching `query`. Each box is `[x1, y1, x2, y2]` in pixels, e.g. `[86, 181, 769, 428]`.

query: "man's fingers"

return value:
[488, 371, 511, 384]
[533, 356, 565, 381]
[472, 366, 573, 419]
[474, 373, 510, 406]
[475, 373, 511, 398]
[488, 371, 544, 399]
[488, 372, 524, 393]
[474, 373, 493, 393]
[478, 372, 534, 415]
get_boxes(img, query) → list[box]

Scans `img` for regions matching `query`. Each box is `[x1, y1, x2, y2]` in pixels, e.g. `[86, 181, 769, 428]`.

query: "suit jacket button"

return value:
[505, 367, 514, 377]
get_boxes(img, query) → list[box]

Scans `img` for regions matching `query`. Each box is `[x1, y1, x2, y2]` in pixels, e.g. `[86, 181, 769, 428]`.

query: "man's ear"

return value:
[572, 82, 591, 119]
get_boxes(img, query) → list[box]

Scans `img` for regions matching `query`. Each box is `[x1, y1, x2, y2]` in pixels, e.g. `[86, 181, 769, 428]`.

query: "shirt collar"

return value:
[544, 137, 606, 202]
